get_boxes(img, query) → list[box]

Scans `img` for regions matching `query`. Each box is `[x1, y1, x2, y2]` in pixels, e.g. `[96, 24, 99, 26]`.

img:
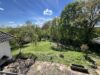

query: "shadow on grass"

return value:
[89, 43, 100, 56]
[91, 50, 100, 57]
[15, 53, 37, 60]
[51, 46, 67, 52]
[11, 45, 29, 51]
[51, 46, 81, 52]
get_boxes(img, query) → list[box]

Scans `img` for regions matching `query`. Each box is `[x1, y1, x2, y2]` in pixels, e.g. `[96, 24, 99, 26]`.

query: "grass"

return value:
[12, 41, 89, 66]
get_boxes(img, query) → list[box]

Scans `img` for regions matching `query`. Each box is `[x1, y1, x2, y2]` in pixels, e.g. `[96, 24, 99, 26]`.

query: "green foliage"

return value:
[15, 53, 37, 59]
[0, 0, 100, 56]
[50, 17, 61, 42]
[95, 27, 100, 37]
[0, 21, 44, 49]
[42, 21, 52, 40]
[10, 39, 19, 49]
[59, 2, 82, 45]
[12, 41, 88, 66]
[59, 0, 100, 45]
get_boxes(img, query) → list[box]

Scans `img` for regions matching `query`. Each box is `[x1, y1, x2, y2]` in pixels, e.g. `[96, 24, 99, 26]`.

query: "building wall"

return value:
[0, 41, 12, 59]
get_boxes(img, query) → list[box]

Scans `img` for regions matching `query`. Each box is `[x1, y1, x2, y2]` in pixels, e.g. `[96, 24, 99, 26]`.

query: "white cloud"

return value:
[0, 2, 4, 11]
[8, 21, 18, 27]
[8, 21, 15, 24]
[43, 9, 53, 16]
[33, 17, 52, 27]
[0, 7, 4, 11]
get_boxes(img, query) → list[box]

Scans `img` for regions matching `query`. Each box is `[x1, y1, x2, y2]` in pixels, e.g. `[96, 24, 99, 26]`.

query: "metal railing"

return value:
[0, 71, 18, 75]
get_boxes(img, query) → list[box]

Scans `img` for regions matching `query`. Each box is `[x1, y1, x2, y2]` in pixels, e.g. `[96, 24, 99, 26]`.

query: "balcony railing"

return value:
[0, 71, 19, 75]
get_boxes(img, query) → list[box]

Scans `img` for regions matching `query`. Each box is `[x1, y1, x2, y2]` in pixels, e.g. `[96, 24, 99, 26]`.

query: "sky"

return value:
[0, 0, 73, 27]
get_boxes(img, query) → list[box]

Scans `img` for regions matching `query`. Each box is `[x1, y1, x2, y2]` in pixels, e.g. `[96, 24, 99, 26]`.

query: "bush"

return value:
[10, 39, 19, 49]
[15, 53, 37, 60]
[59, 54, 64, 58]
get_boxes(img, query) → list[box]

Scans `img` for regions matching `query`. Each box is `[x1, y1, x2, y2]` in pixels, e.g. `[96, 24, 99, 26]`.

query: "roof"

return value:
[92, 37, 100, 44]
[0, 31, 13, 43]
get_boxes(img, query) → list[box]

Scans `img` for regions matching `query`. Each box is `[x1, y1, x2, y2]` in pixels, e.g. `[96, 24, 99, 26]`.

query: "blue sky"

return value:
[0, 0, 73, 27]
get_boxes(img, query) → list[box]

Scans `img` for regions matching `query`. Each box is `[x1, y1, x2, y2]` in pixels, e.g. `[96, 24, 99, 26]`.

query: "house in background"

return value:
[0, 31, 13, 59]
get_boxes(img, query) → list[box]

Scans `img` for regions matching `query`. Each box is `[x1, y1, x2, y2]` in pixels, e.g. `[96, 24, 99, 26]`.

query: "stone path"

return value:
[27, 61, 89, 75]
[96, 66, 100, 75]
[3, 58, 35, 74]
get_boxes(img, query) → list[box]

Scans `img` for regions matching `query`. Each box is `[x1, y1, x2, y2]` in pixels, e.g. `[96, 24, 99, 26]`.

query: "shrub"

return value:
[15, 53, 37, 60]
[10, 39, 19, 49]
[59, 54, 64, 58]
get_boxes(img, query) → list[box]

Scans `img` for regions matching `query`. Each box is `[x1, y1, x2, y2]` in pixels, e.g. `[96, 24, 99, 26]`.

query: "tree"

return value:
[60, 0, 100, 45]
[35, 26, 42, 41]
[42, 18, 60, 42]
[42, 21, 52, 40]
[78, 0, 100, 43]
[50, 17, 60, 42]
[60, 2, 81, 45]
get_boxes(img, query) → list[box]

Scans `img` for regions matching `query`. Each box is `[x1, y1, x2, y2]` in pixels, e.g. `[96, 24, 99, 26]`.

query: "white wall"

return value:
[0, 41, 12, 59]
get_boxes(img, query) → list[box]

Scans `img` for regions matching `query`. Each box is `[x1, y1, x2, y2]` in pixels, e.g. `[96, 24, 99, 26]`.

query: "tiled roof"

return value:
[0, 31, 13, 43]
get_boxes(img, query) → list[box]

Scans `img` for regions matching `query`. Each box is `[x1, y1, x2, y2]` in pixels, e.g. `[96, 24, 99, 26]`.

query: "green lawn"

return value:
[12, 41, 89, 66]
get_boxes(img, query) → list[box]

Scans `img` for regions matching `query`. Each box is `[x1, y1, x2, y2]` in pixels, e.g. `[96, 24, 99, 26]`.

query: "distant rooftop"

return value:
[92, 37, 100, 44]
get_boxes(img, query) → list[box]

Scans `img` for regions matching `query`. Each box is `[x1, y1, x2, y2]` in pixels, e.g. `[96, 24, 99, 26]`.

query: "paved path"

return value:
[27, 61, 89, 75]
